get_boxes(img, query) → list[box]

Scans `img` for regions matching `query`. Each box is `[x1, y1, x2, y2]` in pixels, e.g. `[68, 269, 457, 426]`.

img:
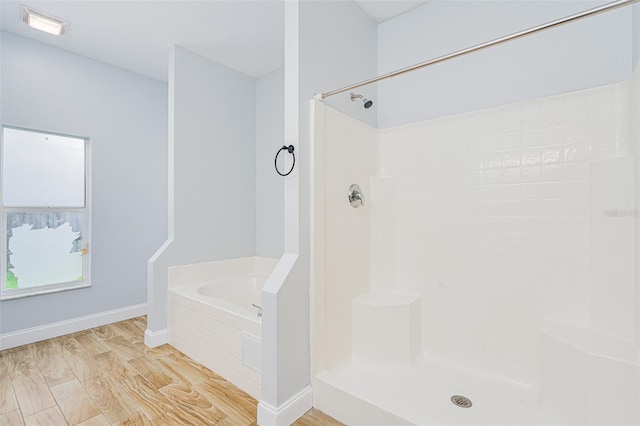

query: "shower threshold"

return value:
[314, 357, 558, 425]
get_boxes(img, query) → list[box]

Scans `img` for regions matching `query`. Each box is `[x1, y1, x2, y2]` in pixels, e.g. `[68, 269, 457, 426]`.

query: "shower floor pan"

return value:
[314, 357, 554, 426]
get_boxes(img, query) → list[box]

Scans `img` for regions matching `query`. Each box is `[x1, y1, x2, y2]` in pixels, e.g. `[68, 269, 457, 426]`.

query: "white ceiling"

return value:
[354, 0, 428, 23]
[0, 1, 285, 82]
[0, 1, 427, 83]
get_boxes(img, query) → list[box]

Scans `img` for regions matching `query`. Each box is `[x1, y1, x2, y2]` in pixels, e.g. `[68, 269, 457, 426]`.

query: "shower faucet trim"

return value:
[251, 303, 262, 318]
[348, 184, 364, 208]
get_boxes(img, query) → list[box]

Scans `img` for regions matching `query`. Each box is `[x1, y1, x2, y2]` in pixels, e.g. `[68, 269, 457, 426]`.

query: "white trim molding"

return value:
[144, 328, 168, 348]
[257, 386, 312, 426]
[0, 303, 147, 350]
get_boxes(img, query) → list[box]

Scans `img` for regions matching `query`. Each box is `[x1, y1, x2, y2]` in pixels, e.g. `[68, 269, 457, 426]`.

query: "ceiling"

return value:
[0, 1, 428, 83]
[0, 1, 285, 82]
[354, 0, 428, 23]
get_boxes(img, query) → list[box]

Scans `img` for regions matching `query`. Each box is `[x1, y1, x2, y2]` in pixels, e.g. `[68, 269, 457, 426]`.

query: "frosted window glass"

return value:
[2, 128, 85, 207]
[6, 212, 84, 289]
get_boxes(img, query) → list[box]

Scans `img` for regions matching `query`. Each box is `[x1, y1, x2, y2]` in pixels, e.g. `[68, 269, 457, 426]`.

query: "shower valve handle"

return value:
[348, 184, 364, 208]
[251, 304, 262, 318]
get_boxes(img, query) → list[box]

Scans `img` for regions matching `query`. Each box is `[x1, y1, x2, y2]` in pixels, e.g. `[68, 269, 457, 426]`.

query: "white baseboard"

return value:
[144, 328, 168, 348]
[258, 386, 312, 426]
[0, 303, 147, 350]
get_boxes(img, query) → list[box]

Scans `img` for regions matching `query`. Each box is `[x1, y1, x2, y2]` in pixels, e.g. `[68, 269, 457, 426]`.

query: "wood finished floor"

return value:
[0, 317, 342, 426]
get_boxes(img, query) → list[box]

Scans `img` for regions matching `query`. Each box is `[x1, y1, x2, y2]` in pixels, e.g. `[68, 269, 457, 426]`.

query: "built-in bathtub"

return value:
[167, 256, 277, 399]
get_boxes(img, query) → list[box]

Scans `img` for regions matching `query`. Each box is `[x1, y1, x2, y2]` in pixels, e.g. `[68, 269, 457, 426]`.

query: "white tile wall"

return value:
[634, 63, 640, 347]
[631, 63, 640, 352]
[317, 70, 637, 394]
[590, 157, 636, 343]
[374, 80, 633, 386]
[168, 293, 262, 399]
[322, 106, 378, 369]
[166, 257, 277, 399]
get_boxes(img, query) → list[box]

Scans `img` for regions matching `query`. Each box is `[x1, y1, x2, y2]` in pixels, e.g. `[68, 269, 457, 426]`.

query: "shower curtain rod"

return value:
[319, 0, 640, 99]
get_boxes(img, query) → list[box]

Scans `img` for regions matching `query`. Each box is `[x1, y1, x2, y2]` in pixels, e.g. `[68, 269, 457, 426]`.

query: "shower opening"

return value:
[310, 2, 640, 424]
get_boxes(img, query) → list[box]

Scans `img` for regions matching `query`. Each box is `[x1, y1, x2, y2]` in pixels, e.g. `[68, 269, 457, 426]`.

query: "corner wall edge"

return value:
[257, 385, 312, 426]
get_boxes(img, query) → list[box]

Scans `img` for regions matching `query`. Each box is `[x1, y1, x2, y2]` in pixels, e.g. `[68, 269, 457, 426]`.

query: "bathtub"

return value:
[167, 256, 278, 399]
[189, 275, 267, 319]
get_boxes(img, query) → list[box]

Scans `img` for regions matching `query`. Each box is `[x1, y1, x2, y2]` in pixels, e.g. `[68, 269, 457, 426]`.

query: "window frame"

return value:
[0, 125, 91, 300]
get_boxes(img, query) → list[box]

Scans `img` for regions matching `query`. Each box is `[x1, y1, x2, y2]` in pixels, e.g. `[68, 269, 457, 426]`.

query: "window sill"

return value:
[1, 282, 91, 301]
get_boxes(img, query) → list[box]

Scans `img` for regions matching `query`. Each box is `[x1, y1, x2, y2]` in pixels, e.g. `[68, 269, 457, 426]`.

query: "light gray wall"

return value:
[256, 68, 284, 258]
[377, 0, 633, 128]
[0, 32, 167, 333]
[169, 46, 256, 264]
[287, 0, 377, 403]
[633, 4, 640, 67]
[147, 46, 256, 333]
[262, 0, 377, 407]
[306, 0, 378, 129]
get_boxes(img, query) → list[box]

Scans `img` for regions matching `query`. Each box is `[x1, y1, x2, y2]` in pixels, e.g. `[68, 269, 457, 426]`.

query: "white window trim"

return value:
[0, 125, 91, 300]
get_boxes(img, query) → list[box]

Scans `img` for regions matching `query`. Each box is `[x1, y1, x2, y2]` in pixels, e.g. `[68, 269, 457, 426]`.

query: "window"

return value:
[1, 126, 90, 299]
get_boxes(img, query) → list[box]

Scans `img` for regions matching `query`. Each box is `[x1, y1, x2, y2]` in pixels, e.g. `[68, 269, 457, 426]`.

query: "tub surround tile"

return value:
[169, 332, 261, 390]
[170, 300, 257, 343]
[167, 257, 276, 400]
[169, 319, 260, 382]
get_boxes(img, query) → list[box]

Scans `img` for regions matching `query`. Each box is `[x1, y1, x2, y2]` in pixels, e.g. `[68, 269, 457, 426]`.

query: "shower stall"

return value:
[310, 2, 640, 425]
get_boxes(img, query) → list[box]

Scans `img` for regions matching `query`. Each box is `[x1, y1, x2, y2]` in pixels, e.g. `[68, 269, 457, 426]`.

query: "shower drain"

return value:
[450, 395, 473, 408]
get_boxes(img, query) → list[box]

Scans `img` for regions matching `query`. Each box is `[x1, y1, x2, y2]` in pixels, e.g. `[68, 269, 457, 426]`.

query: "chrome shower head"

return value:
[350, 93, 373, 109]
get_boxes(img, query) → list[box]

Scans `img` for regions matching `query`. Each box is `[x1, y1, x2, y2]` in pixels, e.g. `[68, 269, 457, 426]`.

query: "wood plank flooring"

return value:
[0, 317, 342, 426]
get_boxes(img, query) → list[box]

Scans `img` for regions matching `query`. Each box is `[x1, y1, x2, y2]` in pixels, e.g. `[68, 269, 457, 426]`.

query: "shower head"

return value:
[350, 93, 373, 109]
